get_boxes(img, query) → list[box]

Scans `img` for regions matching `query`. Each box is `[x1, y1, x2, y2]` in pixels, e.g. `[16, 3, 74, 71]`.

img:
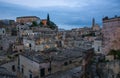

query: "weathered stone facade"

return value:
[16, 16, 40, 24]
[102, 16, 120, 54]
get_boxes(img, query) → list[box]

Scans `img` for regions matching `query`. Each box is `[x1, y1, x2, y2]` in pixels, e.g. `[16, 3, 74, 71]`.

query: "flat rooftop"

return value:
[21, 48, 92, 63]
[16, 16, 40, 19]
[21, 51, 47, 63]
[46, 66, 82, 78]
[52, 48, 85, 62]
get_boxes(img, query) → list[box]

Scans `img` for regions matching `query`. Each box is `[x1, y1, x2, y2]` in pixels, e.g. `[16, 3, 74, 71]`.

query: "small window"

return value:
[40, 68, 45, 77]
[29, 74, 32, 78]
[0, 47, 3, 50]
[69, 60, 72, 64]
[3, 30, 4, 34]
[21, 65, 24, 74]
[14, 46, 16, 49]
[20, 50, 22, 52]
[64, 62, 68, 66]
[98, 47, 100, 52]
[12, 65, 16, 72]
[112, 75, 114, 78]
[29, 71, 32, 78]
[48, 67, 51, 72]
[29, 44, 32, 48]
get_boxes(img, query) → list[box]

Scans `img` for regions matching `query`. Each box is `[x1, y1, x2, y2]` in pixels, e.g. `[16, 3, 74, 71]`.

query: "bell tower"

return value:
[92, 18, 95, 28]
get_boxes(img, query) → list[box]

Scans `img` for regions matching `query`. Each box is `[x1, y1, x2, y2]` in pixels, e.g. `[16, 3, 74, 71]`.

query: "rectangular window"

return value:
[29, 73, 32, 78]
[22, 68, 24, 73]
[0, 47, 3, 50]
[40, 68, 45, 77]
[21, 65, 24, 74]
[69, 60, 72, 64]
[3, 30, 4, 34]
[48, 67, 51, 72]
[12, 65, 16, 72]
[29, 70, 32, 78]
[64, 62, 68, 66]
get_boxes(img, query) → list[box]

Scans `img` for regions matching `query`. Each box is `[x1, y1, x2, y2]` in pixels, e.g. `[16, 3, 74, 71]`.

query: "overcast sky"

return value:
[0, 0, 120, 29]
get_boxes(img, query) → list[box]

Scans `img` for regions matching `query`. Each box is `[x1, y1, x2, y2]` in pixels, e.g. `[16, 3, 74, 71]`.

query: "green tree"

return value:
[108, 49, 120, 59]
[39, 21, 44, 27]
[47, 13, 50, 25]
[32, 21, 38, 26]
[108, 49, 117, 59]
[46, 14, 57, 30]
[116, 50, 120, 59]
[48, 21, 57, 29]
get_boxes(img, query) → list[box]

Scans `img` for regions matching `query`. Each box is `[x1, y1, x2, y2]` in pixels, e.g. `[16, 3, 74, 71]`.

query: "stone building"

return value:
[0, 19, 15, 25]
[98, 60, 120, 78]
[16, 48, 88, 78]
[102, 16, 120, 54]
[0, 67, 17, 78]
[16, 16, 40, 24]
[0, 36, 17, 51]
[18, 53, 49, 78]
[0, 28, 6, 36]
[92, 38, 102, 54]
[0, 60, 18, 76]
[41, 19, 47, 26]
